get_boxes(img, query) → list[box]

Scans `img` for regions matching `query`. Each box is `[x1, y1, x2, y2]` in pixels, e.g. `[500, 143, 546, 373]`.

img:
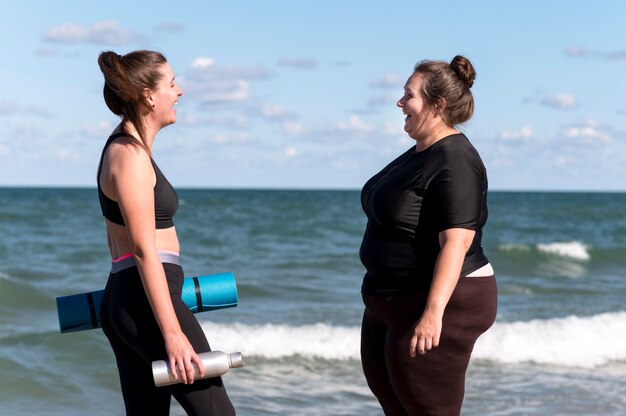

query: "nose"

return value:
[397, 96, 404, 108]
[177, 85, 183, 97]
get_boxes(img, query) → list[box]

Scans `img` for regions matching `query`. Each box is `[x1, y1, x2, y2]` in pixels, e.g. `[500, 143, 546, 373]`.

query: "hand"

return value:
[409, 310, 442, 357]
[164, 331, 205, 384]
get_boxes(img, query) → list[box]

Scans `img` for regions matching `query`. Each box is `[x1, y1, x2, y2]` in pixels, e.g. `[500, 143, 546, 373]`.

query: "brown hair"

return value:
[97, 50, 168, 151]
[413, 55, 476, 126]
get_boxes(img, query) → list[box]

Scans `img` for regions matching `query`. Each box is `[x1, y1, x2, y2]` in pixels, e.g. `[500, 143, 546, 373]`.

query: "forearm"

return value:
[134, 250, 182, 336]
[424, 229, 474, 316]
[425, 247, 463, 316]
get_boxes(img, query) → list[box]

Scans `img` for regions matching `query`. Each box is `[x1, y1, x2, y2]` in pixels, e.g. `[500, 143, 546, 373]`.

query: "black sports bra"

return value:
[97, 132, 178, 229]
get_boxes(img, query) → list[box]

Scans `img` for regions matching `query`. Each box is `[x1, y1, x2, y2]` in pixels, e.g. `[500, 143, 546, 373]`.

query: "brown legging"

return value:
[361, 275, 497, 416]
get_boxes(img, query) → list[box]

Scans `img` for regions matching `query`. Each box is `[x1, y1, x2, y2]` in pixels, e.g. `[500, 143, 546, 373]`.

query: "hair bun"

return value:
[450, 55, 476, 88]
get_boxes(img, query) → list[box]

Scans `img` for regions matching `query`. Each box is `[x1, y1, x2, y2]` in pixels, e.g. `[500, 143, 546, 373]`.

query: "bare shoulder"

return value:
[105, 138, 151, 174]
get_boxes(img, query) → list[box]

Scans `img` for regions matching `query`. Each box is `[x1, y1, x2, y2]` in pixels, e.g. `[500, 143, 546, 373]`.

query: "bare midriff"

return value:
[105, 219, 180, 260]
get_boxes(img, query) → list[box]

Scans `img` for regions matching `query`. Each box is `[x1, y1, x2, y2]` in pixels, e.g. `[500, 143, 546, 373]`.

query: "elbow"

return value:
[439, 228, 476, 253]
[130, 244, 151, 262]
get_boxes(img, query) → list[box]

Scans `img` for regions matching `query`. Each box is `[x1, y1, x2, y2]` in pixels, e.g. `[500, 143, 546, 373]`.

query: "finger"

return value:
[193, 352, 205, 378]
[425, 336, 433, 351]
[409, 334, 418, 358]
[179, 360, 188, 384]
[185, 357, 195, 384]
[169, 357, 178, 380]
[418, 336, 426, 355]
[433, 334, 440, 348]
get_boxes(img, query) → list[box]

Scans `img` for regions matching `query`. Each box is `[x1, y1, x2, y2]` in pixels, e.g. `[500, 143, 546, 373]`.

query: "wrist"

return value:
[162, 326, 183, 338]
[424, 302, 445, 317]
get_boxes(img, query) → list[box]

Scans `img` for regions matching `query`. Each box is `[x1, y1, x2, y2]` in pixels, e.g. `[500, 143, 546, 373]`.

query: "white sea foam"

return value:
[201, 322, 360, 360]
[499, 243, 531, 252]
[202, 311, 626, 368]
[537, 241, 590, 260]
[474, 311, 626, 368]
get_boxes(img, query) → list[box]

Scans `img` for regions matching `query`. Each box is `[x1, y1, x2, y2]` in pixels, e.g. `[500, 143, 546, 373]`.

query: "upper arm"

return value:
[427, 149, 485, 232]
[438, 227, 475, 252]
[108, 144, 156, 254]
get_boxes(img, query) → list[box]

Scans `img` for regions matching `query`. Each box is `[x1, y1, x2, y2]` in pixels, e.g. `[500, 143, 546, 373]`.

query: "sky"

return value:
[1, 1, 625, 191]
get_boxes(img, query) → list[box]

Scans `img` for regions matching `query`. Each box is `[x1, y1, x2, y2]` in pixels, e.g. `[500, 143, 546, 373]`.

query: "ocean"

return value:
[1, 188, 625, 415]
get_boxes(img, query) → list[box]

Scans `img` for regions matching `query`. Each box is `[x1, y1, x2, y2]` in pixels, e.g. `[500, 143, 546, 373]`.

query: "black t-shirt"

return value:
[359, 133, 489, 295]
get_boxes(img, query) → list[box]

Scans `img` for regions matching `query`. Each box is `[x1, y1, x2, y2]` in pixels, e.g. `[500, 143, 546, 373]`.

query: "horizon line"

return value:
[1, 185, 625, 194]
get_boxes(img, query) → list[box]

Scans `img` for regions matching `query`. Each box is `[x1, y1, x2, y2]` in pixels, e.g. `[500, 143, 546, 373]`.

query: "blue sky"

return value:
[1, 1, 625, 190]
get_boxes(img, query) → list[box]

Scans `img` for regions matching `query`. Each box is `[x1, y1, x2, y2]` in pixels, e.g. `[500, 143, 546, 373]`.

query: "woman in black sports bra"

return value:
[359, 56, 497, 415]
[96, 50, 235, 415]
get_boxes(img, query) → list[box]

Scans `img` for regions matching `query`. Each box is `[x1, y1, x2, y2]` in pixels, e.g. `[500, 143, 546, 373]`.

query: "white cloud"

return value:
[562, 119, 611, 142]
[211, 132, 249, 144]
[191, 57, 214, 69]
[193, 80, 250, 104]
[284, 146, 299, 158]
[0, 100, 54, 118]
[179, 113, 250, 130]
[565, 46, 587, 57]
[369, 73, 404, 88]
[331, 160, 360, 170]
[336, 116, 376, 134]
[248, 103, 297, 122]
[542, 93, 577, 109]
[184, 59, 272, 106]
[8, 123, 46, 141]
[556, 155, 574, 167]
[565, 46, 626, 61]
[81, 120, 114, 138]
[499, 126, 534, 141]
[259, 103, 287, 118]
[282, 121, 307, 136]
[43, 21, 136, 46]
[368, 94, 396, 107]
[277, 57, 318, 69]
[380, 122, 405, 137]
[57, 149, 81, 161]
[0, 100, 19, 114]
[44, 23, 89, 43]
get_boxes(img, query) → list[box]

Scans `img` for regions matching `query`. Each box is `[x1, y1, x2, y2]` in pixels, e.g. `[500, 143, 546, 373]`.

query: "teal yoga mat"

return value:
[56, 272, 238, 333]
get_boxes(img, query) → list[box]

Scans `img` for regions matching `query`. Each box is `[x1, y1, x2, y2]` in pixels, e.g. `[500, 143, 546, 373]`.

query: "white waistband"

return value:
[465, 263, 494, 277]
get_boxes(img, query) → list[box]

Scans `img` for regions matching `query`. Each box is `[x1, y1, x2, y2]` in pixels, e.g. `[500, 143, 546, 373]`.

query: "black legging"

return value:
[101, 261, 235, 416]
[361, 275, 497, 416]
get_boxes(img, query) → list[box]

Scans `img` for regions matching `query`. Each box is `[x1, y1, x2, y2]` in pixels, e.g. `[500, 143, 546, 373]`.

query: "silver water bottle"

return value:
[152, 351, 244, 387]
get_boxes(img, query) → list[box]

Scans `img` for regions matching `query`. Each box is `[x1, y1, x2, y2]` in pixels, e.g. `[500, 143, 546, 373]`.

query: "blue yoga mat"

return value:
[56, 272, 238, 333]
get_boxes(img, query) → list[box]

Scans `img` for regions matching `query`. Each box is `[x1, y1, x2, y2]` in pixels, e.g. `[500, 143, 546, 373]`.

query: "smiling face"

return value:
[148, 63, 182, 128]
[397, 73, 434, 141]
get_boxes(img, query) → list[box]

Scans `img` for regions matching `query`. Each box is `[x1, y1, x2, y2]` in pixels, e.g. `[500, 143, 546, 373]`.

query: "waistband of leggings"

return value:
[111, 251, 181, 273]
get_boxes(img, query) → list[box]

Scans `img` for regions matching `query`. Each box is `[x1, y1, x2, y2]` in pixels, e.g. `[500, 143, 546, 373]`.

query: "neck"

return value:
[121, 119, 158, 150]
[414, 123, 458, 152]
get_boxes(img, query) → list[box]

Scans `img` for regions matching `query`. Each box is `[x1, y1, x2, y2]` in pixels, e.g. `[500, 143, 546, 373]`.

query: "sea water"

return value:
[1, 188, 625, 415]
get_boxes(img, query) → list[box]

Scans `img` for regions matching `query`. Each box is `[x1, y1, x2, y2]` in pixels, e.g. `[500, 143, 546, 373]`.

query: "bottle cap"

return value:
[229, 352, 244, 368]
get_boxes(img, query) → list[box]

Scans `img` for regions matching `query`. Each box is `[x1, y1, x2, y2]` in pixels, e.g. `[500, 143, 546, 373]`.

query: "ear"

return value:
[435, 97, 447, 112]
[144, 88, 155, 108]
[433, 97, 446, 118]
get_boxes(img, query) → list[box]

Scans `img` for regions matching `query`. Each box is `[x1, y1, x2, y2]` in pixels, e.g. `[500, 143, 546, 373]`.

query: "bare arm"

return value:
[108, 142, 204, 383]
[409, 227, 475, 357]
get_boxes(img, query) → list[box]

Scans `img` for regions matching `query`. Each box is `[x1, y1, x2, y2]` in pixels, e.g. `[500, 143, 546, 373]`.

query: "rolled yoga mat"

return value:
[56, 272, 238, 333]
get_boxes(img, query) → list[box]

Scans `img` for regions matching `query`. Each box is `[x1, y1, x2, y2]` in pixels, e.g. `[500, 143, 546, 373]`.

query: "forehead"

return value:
[157, 63, 174, 79]
[405, 73, 424, 90]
